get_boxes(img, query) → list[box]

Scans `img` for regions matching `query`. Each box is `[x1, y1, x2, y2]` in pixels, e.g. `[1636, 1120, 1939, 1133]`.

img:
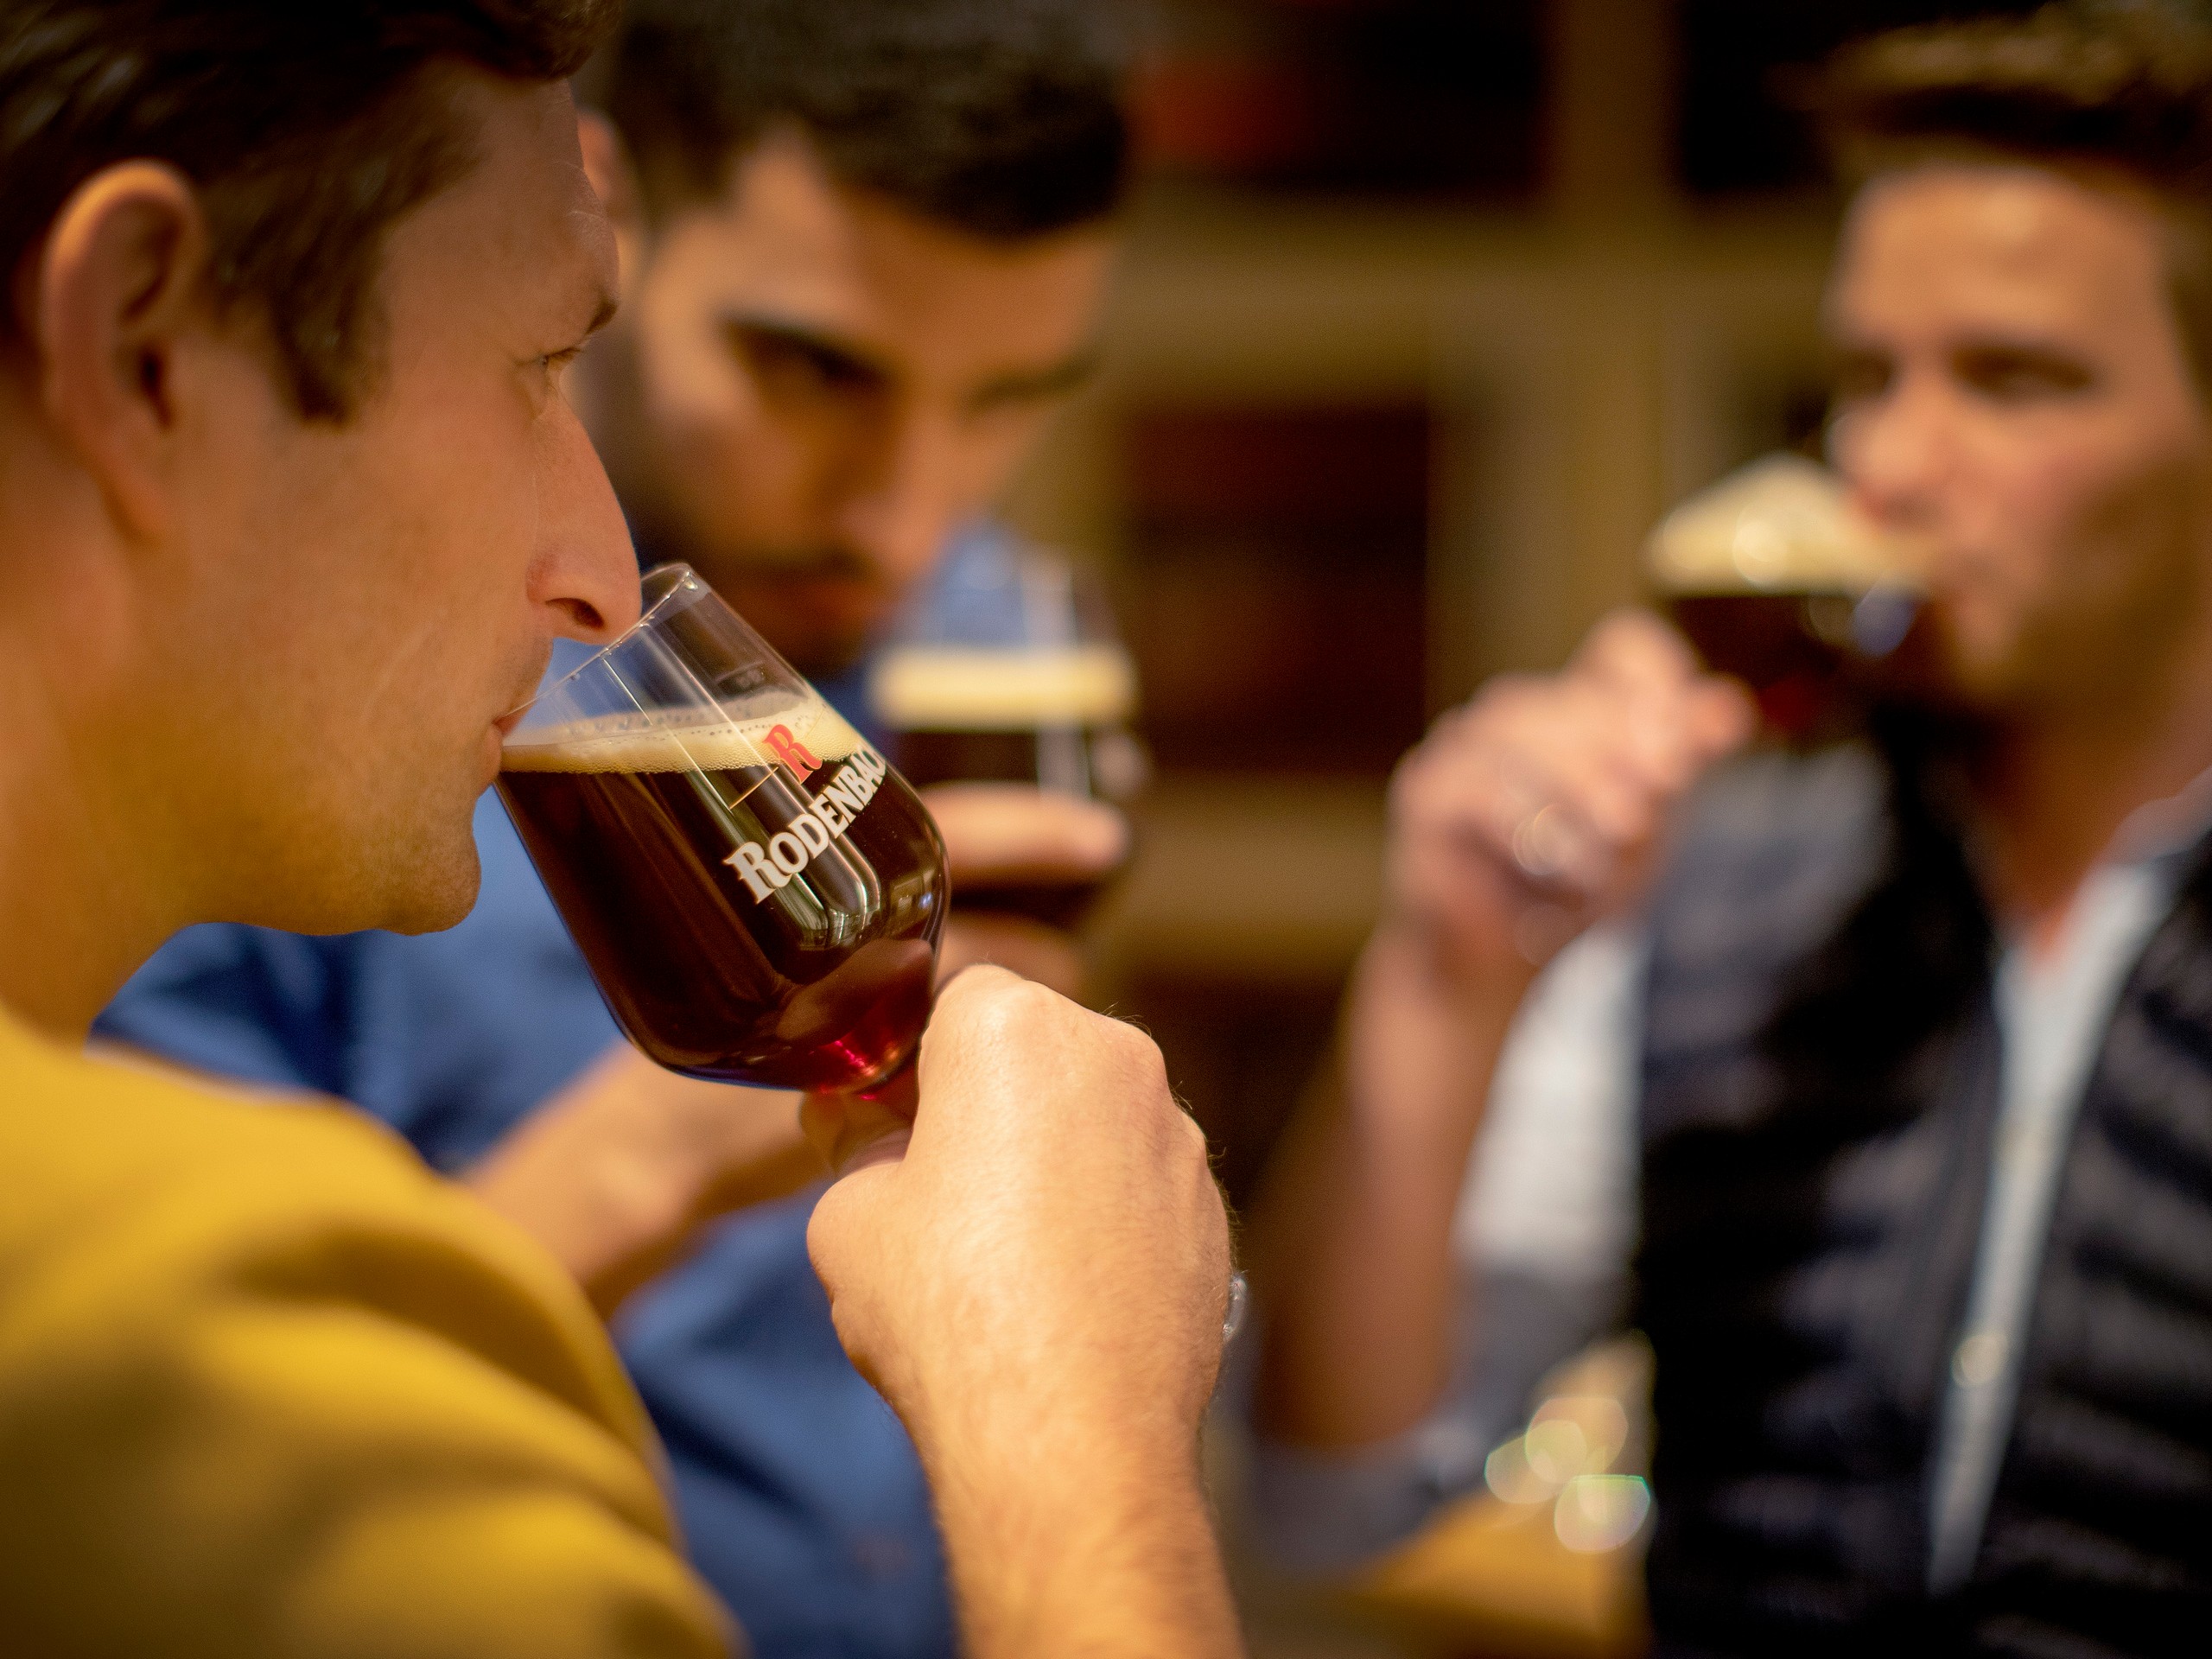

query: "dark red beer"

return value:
[893, 730, 1140, 928]
[499, 708, 948, 1091]
[1645, 455, 1928, 741]
[1669, 591, 1861, 735]
[1667, 587, 1926, 741]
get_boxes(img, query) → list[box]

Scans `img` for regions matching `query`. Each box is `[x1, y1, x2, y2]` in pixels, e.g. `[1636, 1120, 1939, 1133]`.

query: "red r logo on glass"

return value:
[765, 724, 823, 783]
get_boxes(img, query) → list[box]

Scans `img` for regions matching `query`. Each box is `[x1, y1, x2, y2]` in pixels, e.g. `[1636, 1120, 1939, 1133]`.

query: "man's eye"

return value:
[1954, 347, 2094, 403]
[729, 326, 879, 397]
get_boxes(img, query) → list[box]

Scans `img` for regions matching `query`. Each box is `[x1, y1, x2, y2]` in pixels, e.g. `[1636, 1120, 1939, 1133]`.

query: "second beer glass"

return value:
[868, 540, 1145, 928]
[498, 564, 950, 1092]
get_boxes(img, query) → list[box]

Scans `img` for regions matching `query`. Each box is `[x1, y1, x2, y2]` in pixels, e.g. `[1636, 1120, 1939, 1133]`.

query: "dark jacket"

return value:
[1637, 731, 2212, 1656]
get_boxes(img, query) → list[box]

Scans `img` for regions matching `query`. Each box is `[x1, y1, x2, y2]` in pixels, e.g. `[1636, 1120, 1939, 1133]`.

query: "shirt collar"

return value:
[2106, 762, 2212, 870]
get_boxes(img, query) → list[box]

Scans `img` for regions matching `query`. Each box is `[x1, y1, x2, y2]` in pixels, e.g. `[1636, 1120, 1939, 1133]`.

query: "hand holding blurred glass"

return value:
[868, 536, 1145, 929]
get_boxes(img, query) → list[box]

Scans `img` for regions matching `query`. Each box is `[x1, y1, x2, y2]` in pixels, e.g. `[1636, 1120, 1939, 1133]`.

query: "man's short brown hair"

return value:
[0, 1, 620, 420]
[1820, 2, 2212, 389]
[587, 0, 1136, 243]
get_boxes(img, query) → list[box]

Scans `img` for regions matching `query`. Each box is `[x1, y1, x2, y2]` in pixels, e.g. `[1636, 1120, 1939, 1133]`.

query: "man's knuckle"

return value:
[1109, 1011, 1166, 1064]
[956, 967, 1056, 1039]
[935, 961, 1007, 1019]
[1476, 677, 1543, 724]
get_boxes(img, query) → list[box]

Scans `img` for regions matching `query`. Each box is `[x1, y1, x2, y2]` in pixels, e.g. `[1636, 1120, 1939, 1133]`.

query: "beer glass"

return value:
[868, 539, 1145, 929]
[499, 565, 949, 1092]
[1646, 453, 1923, 740]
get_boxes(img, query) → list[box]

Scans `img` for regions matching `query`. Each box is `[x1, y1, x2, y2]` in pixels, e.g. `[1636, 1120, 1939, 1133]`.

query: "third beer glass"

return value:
[1646, 453, 1923, 740]
[499, 565, 949, 1092]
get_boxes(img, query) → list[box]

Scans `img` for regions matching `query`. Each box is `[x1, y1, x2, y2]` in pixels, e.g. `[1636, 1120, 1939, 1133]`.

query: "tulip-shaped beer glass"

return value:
[1646, 453, 1925, 741]
[498, 565, 949, 1091]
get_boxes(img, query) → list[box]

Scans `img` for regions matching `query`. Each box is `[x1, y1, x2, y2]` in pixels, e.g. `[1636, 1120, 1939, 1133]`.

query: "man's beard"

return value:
[692, 547, 893, 678]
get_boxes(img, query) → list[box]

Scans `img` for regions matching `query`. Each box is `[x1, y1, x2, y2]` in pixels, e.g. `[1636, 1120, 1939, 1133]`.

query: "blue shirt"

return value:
[87, 526, 1059, 1658]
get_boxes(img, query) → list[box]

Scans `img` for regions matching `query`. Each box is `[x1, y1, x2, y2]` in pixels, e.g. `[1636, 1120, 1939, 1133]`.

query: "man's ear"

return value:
[29, 162, 214, 542]
[577, 109, 647, 296]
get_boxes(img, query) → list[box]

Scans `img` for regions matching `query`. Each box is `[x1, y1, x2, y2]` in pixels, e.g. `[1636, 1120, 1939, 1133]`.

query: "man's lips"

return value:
[493, 640, 559, 740]
[485, 673, 546, 784]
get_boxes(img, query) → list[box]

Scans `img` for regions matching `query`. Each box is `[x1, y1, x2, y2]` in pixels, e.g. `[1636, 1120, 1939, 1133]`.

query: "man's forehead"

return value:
[412, 75, 617, 320]
[1832, 163, 2168, 334]
[653, 136, 1113, 376]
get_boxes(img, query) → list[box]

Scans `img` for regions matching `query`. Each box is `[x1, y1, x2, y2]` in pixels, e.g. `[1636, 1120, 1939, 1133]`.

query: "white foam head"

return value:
[503, 698, 868, 774]
[1647, 454, 1913, 595]
[867, 644, 1136, 732]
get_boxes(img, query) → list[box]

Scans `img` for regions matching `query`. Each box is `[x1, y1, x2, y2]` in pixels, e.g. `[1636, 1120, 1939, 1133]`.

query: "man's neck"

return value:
[0, 566, 185, 1043]
[1972, 647, 2212, 934]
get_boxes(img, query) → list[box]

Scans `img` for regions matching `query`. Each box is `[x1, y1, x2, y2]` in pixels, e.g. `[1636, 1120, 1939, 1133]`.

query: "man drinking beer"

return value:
[0, 3, 1238, 1653]
[1250, 7, 2212, 1651]
[95, 2, 1138, 1649]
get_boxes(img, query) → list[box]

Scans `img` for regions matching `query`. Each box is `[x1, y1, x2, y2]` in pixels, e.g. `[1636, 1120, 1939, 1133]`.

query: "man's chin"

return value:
[1871, 601, 2014, 717]
[378, 839, 485, 938]
[1935, 632, 2044, 715]
[285, 829, 483, 940]
[786, 631, 876, 680]
[699, 574, 894, 676]
[734, 597, 881, 677]
[226, 868, 480, 944]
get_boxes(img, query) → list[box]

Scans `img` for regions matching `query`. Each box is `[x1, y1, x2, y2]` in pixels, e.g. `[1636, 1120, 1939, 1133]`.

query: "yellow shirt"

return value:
[0, 1007, 735, 1657]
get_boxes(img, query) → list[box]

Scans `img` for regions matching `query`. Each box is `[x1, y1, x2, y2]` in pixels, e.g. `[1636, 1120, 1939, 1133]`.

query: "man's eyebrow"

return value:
[968, 350, 1102, 410]
[1946, 330, 2085, 360]
[579, 290, 620, 342]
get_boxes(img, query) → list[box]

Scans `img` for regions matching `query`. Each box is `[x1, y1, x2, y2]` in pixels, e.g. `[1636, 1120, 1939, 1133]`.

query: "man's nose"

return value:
[836, 408, 968, 590]
[530, 404, 640, 645]
[1835, 372, 1954, 534]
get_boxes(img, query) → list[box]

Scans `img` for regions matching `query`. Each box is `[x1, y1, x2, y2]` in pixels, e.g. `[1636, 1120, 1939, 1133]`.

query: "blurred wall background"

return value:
[995, 0, 2041, 1220]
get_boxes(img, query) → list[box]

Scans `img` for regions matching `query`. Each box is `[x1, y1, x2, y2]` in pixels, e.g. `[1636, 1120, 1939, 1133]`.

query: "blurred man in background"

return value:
[96, 1, 1135, 1651]
[1253, 6, 2212, 1652]
[0, 2, 1239, 1653]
